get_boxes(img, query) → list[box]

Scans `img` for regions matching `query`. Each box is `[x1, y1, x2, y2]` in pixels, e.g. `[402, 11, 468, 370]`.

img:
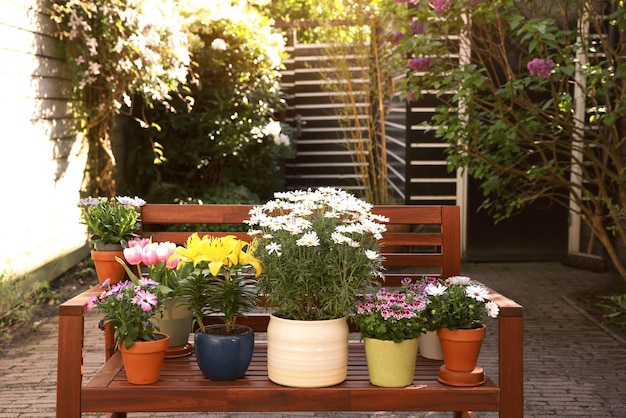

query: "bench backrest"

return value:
[140, 204, 461, 283]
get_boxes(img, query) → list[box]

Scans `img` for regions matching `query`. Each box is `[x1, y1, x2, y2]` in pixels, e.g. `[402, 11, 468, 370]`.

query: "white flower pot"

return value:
[266, 314, 349, 387]
[419, 330, 443, 360]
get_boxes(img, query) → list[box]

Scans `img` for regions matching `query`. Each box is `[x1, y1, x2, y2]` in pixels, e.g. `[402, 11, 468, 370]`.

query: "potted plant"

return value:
[351, 278, 428, 387]
[173, 233, 262, 381]
[86, 267, 168, 384]
[123, 238, 195, 356]
[424, 276, 500, 386]
[78, 196, 146, 284]
[246, 187, 387, 387]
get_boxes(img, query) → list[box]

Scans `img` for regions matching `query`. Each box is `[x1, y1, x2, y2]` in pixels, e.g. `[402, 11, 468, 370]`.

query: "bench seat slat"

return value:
[82, 343, 499, 414]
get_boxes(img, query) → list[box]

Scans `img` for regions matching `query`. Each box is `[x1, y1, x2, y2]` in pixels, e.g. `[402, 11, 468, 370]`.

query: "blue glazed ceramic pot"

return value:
[194, 325, 254, 381]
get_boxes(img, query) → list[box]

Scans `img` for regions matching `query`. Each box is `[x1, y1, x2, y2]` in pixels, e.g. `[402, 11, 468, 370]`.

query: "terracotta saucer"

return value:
[165, 343, 193, 358]
[437, 365, 486, 387]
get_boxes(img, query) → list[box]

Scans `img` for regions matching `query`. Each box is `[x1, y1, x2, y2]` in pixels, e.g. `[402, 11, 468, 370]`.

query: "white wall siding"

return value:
[0, 0, 88, 282]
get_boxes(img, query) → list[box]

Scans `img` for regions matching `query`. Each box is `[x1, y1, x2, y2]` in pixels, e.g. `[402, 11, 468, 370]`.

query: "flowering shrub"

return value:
[424, 276, 499, 330]
[129, 0, 289, 200]
[386, 0, 626, 280]
[50, 0, 193, 195]
[78, 196, 145, 246]
[87, 274, 166, 349]
[246, 187, 387, 320]
[173, 234, 262, 334]
[50, 0, 191, 112]
[352, 279, 428, 343]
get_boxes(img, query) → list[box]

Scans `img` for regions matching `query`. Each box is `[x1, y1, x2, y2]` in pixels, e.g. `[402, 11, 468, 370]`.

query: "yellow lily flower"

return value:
[173, 233, 262, 277]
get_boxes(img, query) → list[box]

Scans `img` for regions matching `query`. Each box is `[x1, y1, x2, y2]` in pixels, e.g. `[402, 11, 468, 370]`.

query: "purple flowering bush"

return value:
[87, 273, 166, 349]
[388, 0, 626, 280]
[351, 279, 428, 343]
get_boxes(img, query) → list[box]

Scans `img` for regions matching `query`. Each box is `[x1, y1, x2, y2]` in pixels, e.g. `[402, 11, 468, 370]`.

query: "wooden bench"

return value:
[56, 204, 524, 417]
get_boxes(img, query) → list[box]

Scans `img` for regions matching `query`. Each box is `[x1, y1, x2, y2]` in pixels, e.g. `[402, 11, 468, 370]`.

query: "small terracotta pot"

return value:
[119, 333, 170, 384]
[91, 249, 127, 284]
[437, 325, 486, 372]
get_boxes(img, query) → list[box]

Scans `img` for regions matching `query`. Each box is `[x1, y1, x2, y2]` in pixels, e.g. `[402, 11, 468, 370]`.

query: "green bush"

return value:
[125, 0, 292, 202]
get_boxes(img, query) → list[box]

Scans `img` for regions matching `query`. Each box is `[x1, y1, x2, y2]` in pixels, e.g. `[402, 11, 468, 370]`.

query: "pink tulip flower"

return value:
[123, 245, 143, 265]
[141, 243, 159, 266]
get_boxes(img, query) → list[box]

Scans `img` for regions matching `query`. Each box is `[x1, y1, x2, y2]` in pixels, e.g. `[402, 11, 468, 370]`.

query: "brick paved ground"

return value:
[1, 261, 625, 417]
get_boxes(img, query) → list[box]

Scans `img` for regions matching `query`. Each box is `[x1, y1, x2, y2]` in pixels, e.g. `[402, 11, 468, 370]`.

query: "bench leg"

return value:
[453, 412, 476, 418]
[499, 316, 524, 418]
[57, 313, 84, 418]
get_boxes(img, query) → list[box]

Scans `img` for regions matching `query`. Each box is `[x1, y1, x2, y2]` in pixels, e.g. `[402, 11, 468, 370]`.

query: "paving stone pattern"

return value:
[1, 261, 625, 417]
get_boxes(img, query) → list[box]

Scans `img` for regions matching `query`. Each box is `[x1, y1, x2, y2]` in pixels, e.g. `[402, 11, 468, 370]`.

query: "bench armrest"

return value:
[490, 289, 524, 417]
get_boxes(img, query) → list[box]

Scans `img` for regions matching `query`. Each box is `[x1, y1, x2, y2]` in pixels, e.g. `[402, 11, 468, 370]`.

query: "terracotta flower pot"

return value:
[437, 325, 486, 372]
[91, 249, 127, 285]
[119, 333, 170, 384]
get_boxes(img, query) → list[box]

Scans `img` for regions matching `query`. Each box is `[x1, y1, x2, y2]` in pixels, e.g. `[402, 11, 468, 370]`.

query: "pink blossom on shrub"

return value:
[431, 0, 452, 12]
[408, 57, 432, 72]
[527, 58, 554, 78]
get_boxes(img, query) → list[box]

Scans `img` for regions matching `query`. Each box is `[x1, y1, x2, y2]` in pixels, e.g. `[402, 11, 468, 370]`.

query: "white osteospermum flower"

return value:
[331, 232, 348, 244]
[425, 283, 448, 297]
[284, 221, 303, 235]
[266, 242, 282, 256]
[296, 231, 320, 247]
[365, 250, 379, 260]
[465, 284, 489, 302]
[448, 276, 472, 285]
[347, 239, 360, 248]
[293, 217, 312, 229]
[486, 301, 500, 318]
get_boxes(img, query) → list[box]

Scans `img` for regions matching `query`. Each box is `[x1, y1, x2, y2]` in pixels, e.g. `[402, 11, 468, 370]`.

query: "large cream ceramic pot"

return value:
[266, 314, 349, 387]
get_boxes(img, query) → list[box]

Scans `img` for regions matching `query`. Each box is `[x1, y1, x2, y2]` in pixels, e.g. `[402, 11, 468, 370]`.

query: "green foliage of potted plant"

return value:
[173, 233, 262, 381]
[87, 264, 169, 384]
[424, 276, 499, 331]
[78, 196, 145, 248]
[424, 275, 499, 385]
[78, 196, 146, 284]
[246, 187, 387, 321]
[351, 278, 429, 387]
[352, 278, 428, 344]
[245, 187, 387, 387]
[87, 272, 167, 350]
